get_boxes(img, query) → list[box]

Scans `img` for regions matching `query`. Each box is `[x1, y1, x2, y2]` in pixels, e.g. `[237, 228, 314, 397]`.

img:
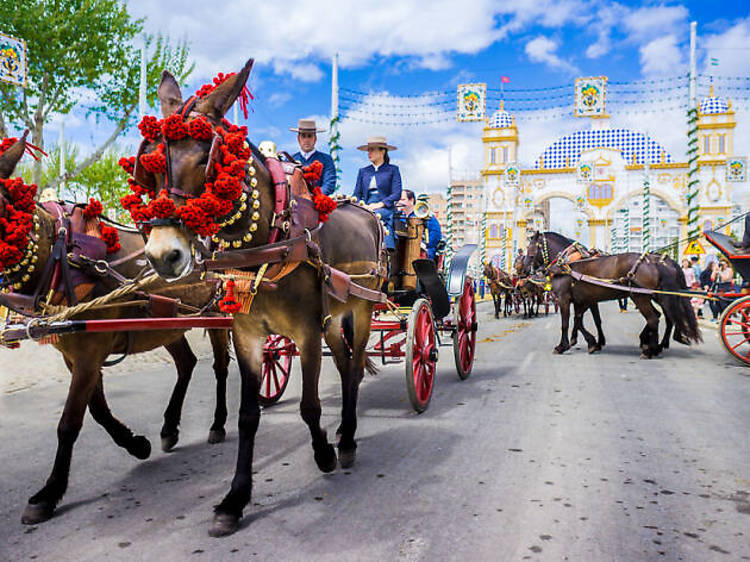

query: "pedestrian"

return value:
[699, 261, 716, 319]
[682, 258, 701, 318]
[712, 258, 734, 317]
[690, 256, 702, 281]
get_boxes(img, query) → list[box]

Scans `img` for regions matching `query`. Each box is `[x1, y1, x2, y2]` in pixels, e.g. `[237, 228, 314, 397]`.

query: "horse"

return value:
[137, 60, 384, 536]
[483, 262, 513, 317]
[525, 231, 700, 357]
[0, 133, 232, 526]
[516, 276, 543, 318]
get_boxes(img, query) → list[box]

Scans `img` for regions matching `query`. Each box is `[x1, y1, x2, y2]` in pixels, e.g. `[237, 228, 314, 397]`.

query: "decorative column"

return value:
[329, 54, 341, 192]
[686, 21, 700, 242]
[642, 159, 651, 252]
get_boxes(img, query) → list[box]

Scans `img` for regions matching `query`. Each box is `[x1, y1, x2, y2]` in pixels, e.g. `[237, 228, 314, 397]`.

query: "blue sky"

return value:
[48, 1, 750, 195]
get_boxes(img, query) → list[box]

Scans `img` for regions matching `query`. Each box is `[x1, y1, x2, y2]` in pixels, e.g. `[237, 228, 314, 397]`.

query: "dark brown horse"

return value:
[483, 262, 513, 318]
[0, 135, 231, 526]
[140, 60, 384, 536]
[525, 231, 700, 357]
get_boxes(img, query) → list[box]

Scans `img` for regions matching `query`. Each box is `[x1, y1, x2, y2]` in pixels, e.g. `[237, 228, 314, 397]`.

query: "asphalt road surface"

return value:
[1, 302, 749, 561]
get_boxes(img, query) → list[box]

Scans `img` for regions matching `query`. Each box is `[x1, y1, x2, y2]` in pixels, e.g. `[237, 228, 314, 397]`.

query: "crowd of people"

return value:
[680, 254, 738, 321]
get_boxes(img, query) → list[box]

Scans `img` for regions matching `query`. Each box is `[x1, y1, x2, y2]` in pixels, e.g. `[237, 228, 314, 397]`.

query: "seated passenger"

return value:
[290, 119, 336, 195]
[352, 136, 402, 252]
[396, 189, 442, 261]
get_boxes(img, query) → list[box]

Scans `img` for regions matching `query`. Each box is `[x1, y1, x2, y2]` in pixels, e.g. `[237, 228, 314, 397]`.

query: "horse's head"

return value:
[482, 261, 495, 280]
[523, 231, 545, 274]
[135, 59, 258, 279]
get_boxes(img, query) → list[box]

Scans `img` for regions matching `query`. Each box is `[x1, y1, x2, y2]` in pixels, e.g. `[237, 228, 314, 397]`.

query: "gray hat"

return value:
[357, 135, 397, 151]
[290, 119, 326, 133]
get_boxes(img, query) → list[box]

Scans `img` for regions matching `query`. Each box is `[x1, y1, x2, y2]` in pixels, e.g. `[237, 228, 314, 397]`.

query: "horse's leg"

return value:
[297, 322, 337, 473]
[22, 354, 102, 524]
[590, 302, 606, 348]
[493, 293, 499, 319]
[657, 300, 673, 352]
[328, 303, 371, 468]
[88, 374, 152, 458]
[572, 303, 598, 353]
[210, 328, 263, 537]
[160, 336, 198, 452]
[632, 295, 661, 358]
[207, 329, 231, 444]
[554, 296, 572, 354]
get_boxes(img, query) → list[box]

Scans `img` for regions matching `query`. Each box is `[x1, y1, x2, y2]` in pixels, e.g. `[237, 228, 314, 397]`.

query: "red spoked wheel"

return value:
[259, 334, 295, 406]
[453, 278, 477, 380]
[719, 296, 750, 366]
[405, 299, 438, 413]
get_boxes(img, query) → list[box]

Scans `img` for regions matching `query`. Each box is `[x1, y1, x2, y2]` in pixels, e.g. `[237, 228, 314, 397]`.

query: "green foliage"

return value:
[0, 0, 193, 188]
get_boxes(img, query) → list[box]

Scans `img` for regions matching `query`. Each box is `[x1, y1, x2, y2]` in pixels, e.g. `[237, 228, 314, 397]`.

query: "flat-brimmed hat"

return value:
[289, 119, 326, 133]
[357, 135, 397, 151]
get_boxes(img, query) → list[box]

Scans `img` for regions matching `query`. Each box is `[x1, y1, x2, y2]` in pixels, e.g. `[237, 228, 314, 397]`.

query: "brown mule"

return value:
[0, 135, 232, 526]
[483, 262, 513, 318]
[139, 60, 384, 536]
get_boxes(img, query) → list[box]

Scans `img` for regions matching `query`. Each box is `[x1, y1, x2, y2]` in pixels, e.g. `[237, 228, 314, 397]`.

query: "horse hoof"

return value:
[588, 345, 601, 354]
[314, 444, 337, 473]
[22, 501, 55, 525]
[209, 512, 240, 537]
[338, 448, 356, 469]
[161, 432, 178, 452]
[553, 346, 567, 354]
[208, 428, 226, 444]
[128, 435, 152, 459]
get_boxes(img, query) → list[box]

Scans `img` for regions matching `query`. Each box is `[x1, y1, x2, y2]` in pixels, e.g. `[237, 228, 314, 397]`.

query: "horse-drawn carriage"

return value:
[704, 230, 750, 366]
[259, 213, 478, 413]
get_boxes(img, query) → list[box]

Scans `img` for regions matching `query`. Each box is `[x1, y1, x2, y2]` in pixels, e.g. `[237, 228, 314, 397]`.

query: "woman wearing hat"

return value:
[353, 136, 402, 251]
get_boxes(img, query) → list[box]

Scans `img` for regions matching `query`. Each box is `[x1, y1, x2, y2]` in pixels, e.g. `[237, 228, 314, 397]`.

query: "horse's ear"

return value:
[0, 130, 29, 179]
[157, 70, 184, 117]
[196, 58, 254, 123]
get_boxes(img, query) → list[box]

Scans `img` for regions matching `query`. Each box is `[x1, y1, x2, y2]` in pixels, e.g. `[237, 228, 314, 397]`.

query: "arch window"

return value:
[703, 135, 711, 155]
[489, 147, 497, 165]
[718, 134, 726, 155]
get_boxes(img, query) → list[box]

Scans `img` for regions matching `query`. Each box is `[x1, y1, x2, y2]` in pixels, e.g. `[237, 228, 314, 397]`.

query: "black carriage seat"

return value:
[705, 230, 750, 283]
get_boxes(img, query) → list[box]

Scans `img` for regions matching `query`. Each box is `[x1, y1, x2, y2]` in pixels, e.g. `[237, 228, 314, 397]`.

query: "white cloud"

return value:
[703, 16, 750, 76]
[622, 5, 688, 43]
[524, 36, 578, 74]
[266, 92, 292, 109]
[639, 34, 683, 77]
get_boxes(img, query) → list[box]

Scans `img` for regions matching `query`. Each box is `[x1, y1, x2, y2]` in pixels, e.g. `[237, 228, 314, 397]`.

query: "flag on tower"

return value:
[501, 76, 510, 83]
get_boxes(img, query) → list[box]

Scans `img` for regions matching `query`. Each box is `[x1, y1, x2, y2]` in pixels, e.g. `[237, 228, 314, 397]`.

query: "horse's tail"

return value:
[656, 259, 702, 345]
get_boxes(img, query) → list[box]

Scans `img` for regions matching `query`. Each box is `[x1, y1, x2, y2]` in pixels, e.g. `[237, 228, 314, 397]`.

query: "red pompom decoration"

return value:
[140, 143, 167, 173]
[149, 190, 177, 218]
[118, 156, 135, 175]
[99, 224, 121, 254]
[187, 116, 213, 140]
[162, 114, 189, 141]
[83, 198, 103, 219]
[138, 116, 162, 142]
[0, 137, 18, 155]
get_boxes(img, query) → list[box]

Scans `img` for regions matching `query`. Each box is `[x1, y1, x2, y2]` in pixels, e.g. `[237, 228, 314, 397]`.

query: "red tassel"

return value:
[218, 279, 242, 313]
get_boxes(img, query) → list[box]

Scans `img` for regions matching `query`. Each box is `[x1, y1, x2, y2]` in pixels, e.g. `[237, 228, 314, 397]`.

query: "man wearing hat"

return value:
[290, 119, 336, 195]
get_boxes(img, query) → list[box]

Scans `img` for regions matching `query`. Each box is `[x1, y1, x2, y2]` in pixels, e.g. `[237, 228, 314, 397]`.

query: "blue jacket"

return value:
[353, 163, 402, 209]
[408, 212, 442, 260]
[293, 149, 336, 195]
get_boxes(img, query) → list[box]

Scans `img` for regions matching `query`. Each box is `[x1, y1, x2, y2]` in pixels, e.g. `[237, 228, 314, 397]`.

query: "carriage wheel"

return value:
[453, 278, 477, 380]
[719, 296, 750, 366]
[405, 299, 438, 413]
[259, 334, 294, 406]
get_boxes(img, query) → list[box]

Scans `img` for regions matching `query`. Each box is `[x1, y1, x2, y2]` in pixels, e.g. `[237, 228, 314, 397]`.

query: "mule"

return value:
[525, 231, 700, 357]
[138, 61, 384, 536]
[0, 134, 231, 526]
[483, 262, 513, 317]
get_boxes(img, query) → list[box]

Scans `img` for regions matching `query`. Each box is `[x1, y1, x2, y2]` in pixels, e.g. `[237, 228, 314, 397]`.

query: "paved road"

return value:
[1, 302, 749, 561]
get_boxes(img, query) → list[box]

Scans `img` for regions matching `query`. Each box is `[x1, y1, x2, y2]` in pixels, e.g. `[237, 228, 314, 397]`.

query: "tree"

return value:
[0, 0, 193, 188]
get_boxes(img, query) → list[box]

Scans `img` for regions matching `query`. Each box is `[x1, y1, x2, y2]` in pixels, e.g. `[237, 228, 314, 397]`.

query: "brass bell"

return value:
[249, 167, 256, 176]
[232, 239, 242, 248]
[251, 211, 260, 221]
[252, 200, 260, 210]
[251, 190, 259, 199]
[243, 233, 253, 242]
[250, 178, 258, 187]
[249, 223, 258, 232]
[239, 203, 247, 212]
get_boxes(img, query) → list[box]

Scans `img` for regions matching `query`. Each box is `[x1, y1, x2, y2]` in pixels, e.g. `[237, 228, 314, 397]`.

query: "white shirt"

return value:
[300, 149, 316, 160]
[368, 164, 380, 193]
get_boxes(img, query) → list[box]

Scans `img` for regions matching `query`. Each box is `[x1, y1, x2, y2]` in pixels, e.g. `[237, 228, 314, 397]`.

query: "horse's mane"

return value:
[539, 231, 585, 250]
